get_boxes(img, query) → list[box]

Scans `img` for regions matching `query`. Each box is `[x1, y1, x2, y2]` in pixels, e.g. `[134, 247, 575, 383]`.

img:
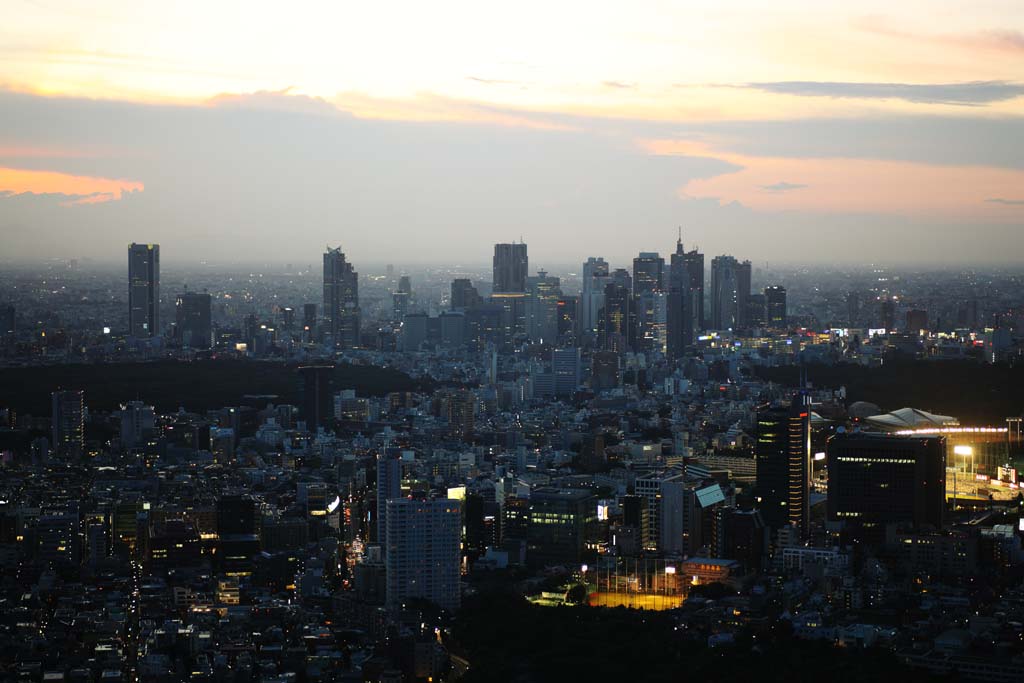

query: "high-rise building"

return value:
[376, 450, 403, 548]
[525, 270, 561, 344]
[526, 488, 597, 568]
[323, 246, 360, 348]
[632, 252, 665, 352]
[580, 257, 610, 337]
[128, 243, 160, 338]
[880, 298, 896, 331]
[450, 278, 481, 310]
[683, 247, 705, 331]
[746, 293, 766, 328]
[601, 282, 632, 352]
[393, 275, 412, 319]
[447, 389, 475, 439]
[298, 365, 334, 430]
[755, 395, 812, 537]
[492, 242, 528, 293]
[764, 285, 787, 329]
[635, 472, 685, 555]
[217, 496, 257, 536]
[667, 235, 692, 358]
[552, 347, 581, 396]
[710, 256, 750, 330]
[303, 303, 317, 332]
[175, 291, 212, 348]
[120, 400, 155, 450]
[590, 351, 620, 391]
[51, 389, 84, 457]
[827, 432, 945, 531]
[385, 498, 462, 612]
[906, 309, 928, 333]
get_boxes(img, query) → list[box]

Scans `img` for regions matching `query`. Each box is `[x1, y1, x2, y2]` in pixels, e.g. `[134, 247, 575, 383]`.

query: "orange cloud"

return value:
[0, 166, 143, 205]
[643, 139, 1024, 220]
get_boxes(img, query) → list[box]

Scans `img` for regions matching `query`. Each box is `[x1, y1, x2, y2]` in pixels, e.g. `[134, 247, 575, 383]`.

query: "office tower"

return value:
[635, 472, 685, 555]
[120, 400, 155, 449]
[450, 278, 481, 310]
[906, 309, 928, 333]
[526, 488, 597, 567]
[746, 293, 766, 328]
[376, 449, 402, 547]
[710, 255, 751, 330]
[323, 246, 360, 348]
[601, 282, 632, 352]
[35, 513, 80, 566]
[1, 304, 13, 337]
[128, 243, 160, 338]
[827, 432, 945, 531]
[632, 252, 665, 351]
[492, 242, 528, 293]
[51, 389, 84, 457]
[393, 275, 412, 319]
[217, 496, 257, 536]
[556, 296, 578, 342]
[175, 291, 212, 348]
[847, 291, 862, 326]
[298, 365, 334, 430]
[447, 389, 475, 439]
[764, 285, 787, 328]
[735, 259, 752, 327]
[385, 498, 462, 611]
[552, 347, 581, 396]
[683, 247, 705, 331]
[667, 235, 692, 358]
[755, 395, 812, 538]
[525, 270, 561, 344]
[580, 257, 610, 337]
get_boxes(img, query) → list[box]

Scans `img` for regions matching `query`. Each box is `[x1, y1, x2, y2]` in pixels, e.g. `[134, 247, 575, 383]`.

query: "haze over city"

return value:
[2, 1, 1023, 264]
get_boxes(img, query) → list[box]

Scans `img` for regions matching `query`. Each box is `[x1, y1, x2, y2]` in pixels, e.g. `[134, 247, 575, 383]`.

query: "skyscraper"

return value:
[755, 395, 811, 538]
[683, 246, 705, 332]
[525, 270, 561, 343]
[710, 255, 750, 331]
[51, 389, 84, 457]
[376, 449, 402, 547]
[323, 246, 360, 348]
[175, 291, 212, 348]
[633, 252, 666, 352]
[385, 498, 462, 611]
[492, 242, 528, 293]
[601, 281, 632, 352]
[667, 234, 692, 358]
[764, 285, 787, 329]
[580, 257, 610, 337]
[128, 243, 160, 338]
[392, 275, 412, 319]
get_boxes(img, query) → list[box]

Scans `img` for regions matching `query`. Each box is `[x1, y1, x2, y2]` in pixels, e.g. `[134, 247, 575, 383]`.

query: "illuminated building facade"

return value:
[755, 395, 812, 538]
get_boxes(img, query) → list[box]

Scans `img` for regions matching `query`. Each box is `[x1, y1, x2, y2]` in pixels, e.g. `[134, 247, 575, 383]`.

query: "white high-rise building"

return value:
[385, 498, 462, 612]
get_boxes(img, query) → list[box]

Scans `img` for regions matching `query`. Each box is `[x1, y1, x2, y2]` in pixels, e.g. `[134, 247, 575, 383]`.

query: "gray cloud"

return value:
[742, 80, 1024, 105]
[1, 88, 1022, 267]
[762, 182, 807, 192]
[985, 198, 1024, 205]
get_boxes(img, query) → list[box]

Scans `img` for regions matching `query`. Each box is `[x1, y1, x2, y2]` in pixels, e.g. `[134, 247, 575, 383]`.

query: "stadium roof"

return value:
[864, 407, 958, 431]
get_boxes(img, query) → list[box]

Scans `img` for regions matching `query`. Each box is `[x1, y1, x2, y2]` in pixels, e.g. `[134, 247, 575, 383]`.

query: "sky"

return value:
[1, 0, 1023, 266]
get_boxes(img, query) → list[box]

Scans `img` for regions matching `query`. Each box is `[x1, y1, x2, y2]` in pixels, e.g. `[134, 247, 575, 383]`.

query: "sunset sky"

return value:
[1, 0, 1022, 264]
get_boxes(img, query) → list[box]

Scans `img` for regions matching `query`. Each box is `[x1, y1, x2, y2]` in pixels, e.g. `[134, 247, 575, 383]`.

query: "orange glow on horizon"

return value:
[0, 167, 144, 205]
